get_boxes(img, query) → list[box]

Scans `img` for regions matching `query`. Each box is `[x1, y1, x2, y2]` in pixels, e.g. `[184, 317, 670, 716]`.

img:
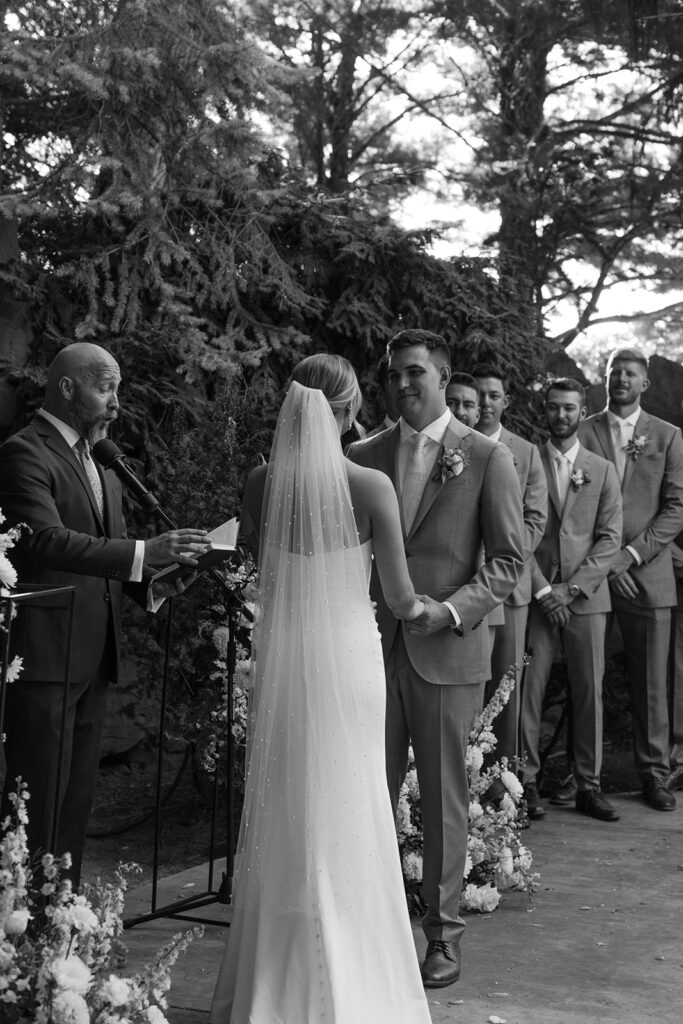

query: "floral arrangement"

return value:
[624, 433, 648, 461]
[433, 446, 471, 483]
[0, 508, 24, 684]
[396, 667, 539, 913]
[0, 781, 201, 1024]
[570, 468, 590, 491]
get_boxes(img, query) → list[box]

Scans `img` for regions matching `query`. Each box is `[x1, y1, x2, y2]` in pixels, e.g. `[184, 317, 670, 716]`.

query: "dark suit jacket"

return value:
[0, 416, 144, 683]
[579, 409, 683, 609]
[531, 444, 622, 615]
[348, 415, 525, 685]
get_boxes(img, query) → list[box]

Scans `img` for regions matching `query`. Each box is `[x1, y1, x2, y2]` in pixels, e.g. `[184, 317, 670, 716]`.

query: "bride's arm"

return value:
[367, 472, 424, 620]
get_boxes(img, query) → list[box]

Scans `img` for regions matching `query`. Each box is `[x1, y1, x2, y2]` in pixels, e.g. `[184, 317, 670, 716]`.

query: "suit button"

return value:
[103, 593, 111, 603]
[560, 530, 566, 537]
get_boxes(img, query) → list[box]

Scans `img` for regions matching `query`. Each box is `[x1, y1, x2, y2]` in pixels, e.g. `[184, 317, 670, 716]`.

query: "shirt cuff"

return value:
[129, 540, 145, 582]
[443, 600, 462, 630]
[534, 584, 552, 599]
[626, 544, 643, 566]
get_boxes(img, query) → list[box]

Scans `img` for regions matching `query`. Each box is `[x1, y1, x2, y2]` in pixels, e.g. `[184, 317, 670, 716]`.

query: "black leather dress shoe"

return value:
[523, 782, 546, 819]
[550, 773, 578, 806]
[642, 777, 676, 811]
[421, 940, 461, 988]
[575, 788, 620, 821]
[668, 765, 683, 792]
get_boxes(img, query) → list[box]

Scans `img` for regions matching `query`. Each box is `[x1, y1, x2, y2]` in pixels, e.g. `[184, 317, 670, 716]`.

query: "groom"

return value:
[349, 329, 524, 986]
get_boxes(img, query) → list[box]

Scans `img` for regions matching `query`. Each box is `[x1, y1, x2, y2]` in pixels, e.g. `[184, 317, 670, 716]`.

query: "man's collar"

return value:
[399, 408, 451, 443]
[547, 437, 580, 464]
[606, 406, 640, 428]
[38, 408, 81, 448]
[488, 424, 503, 443]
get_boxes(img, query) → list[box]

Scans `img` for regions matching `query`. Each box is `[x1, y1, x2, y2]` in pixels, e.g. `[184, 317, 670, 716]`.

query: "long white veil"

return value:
[213, 381, 432, 1022]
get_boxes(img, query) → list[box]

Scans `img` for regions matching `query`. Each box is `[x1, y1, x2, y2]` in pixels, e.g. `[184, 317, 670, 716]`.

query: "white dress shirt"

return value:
[37, 409, 144, 582]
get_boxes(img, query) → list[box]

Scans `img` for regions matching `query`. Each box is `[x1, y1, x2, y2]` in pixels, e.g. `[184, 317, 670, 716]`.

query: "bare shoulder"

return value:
[345, 459, 394, 508]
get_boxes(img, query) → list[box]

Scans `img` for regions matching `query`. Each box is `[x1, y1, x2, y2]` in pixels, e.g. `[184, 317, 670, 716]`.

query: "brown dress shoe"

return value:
[421, 940, 461, 988]
[550, 773, 578, 806]
[575, 788, 620, 821]
[523, 782, 546, 819]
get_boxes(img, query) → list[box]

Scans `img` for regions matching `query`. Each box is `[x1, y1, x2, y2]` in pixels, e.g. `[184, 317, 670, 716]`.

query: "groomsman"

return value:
[668, 536, 683, 791]
[520, 379, 622, 821]
[446, 373, 480, 428]
[472, 364, 547, 770]
[579, 347, 683, 811]
[349, 330, 524, 988]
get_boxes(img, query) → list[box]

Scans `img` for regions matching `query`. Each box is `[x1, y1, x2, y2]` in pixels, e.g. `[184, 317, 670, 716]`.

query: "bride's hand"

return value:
[405, 595, 452, 634]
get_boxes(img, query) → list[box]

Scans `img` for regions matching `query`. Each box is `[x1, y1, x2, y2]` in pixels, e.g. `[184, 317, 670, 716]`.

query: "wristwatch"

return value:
[567, 582, 582, 598]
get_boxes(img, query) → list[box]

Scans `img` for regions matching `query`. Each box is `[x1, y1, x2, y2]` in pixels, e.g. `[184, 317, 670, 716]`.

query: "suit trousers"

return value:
[385, 630, 484, 944]
[521, 609, 605, 790]
[669, 582, 683, 771]
[485, 603, 529, 764]
[1, 642, 113, 886]
[612, 602, 671, 782]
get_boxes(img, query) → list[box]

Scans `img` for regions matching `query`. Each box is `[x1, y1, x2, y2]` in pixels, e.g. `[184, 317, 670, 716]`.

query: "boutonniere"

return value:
[624, 433, 648, 461]
[570, 468, 590, 491]
[433, 446, 471, 483]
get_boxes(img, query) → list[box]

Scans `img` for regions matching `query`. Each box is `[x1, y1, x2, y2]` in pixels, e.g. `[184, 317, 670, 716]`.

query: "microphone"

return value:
[92, 439, 160, 512]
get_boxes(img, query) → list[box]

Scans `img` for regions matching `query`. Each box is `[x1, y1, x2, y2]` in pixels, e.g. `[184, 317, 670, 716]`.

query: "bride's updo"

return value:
[291, 353, 364, 436]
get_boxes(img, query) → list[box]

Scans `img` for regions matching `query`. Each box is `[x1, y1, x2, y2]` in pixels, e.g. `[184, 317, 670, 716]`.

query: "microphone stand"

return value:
[121, 480, 244, 930]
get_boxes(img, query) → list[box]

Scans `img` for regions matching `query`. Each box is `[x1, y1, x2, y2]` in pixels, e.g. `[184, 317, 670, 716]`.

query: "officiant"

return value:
[0, 342, 209, 886]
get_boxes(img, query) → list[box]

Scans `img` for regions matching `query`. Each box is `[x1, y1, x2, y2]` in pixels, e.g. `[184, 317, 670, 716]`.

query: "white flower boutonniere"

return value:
[433, 446, 471, 483]
[624, 433, 648, 461]
[570, 468, 590, 492]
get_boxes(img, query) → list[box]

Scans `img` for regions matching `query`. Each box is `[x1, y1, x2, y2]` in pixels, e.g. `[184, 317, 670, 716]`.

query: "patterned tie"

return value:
[402, 432, 431, 532]
[76, 438, 104, 518]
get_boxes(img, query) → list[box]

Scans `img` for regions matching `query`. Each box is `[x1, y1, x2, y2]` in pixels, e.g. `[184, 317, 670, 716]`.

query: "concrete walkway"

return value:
[120, 791, 683, 1023]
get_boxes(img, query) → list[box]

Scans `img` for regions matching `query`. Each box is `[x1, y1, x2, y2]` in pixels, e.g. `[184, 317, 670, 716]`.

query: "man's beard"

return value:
[609, 390, 633, 406]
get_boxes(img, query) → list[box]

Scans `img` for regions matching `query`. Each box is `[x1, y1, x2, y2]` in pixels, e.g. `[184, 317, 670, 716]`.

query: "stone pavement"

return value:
[119, 791, 683, 1023]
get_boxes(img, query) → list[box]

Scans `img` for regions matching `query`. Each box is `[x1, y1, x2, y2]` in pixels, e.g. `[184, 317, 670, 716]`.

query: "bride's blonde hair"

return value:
[291, 354, 364, 436]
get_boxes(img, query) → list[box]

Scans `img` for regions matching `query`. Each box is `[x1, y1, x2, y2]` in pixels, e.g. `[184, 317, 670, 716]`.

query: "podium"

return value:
[0, 584, 76, 853]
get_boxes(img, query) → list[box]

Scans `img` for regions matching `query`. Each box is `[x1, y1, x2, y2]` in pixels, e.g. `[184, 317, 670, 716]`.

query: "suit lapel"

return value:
[592, 412, 616, 463]
[621, 410, 648, 493]
[407, 416, 470, 540]
[34, 417, 106, 531]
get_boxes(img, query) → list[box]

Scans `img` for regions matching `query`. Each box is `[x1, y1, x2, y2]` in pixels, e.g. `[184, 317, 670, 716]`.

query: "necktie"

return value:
[554, 453, 571, 509]
[402, 432, 431, 532]
[76, 438, 104, 518]
[611, 419, 627, 483]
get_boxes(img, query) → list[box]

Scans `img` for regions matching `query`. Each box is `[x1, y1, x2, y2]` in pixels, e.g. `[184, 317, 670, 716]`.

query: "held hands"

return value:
[537, 585, 573, 628]
[143, 528, 210, 570]
[404, 595, 452, 635]
[608, 549, 639, 601]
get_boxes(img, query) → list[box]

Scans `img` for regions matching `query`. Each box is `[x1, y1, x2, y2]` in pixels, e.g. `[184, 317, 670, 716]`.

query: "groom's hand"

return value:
[405, 595, 452, 635]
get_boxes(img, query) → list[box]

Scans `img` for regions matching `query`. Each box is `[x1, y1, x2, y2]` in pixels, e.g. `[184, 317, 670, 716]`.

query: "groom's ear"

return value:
[439, 365, 451, 389]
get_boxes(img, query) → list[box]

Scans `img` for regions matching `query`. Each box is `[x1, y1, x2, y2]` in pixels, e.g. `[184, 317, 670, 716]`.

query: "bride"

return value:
[210, 354, 432, 1023]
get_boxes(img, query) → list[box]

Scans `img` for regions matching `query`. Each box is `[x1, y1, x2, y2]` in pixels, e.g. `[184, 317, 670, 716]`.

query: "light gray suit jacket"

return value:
[579, 409, 683, 609]
[496, 426, 547, 608]
[531, 444, 622, 615]
[348, 415, 525, 685]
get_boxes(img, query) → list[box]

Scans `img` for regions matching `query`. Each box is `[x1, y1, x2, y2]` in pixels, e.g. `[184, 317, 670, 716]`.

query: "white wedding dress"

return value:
[210, 384, 431, 1024]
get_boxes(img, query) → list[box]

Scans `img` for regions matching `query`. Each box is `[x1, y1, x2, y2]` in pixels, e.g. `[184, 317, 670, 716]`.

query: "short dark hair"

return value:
[377, 352, 390, 386]
[387, 329, 450, 366]
[606, 346, 649, 374]
[447, 372, 480, 395]
[544, 376, 586, 404]
[471, 363, 508, 392]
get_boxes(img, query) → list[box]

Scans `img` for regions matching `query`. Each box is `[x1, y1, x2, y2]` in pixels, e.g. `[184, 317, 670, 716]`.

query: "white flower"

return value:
[52, 899, 98, 934]
[516, 844, 533, 871]
[98, 974, 132, 1006]
[0, 553, 17, 589]
[50, 955, 93, 994]
[497, 845, 514, 877]
[146, 1006, 170, 1024]
[500, 770, 523, 801]
[51, 989, 90, 1024]
[6, 657, 22, 683]
[467, 836, 487, 866]
[466, 745, 483, 772]
[462, 882, 501, 913]
[468, 801, 483, 821]
[402, 850, 423, 881]
[464, 851, 473, 879]
[3, 908, 30, 935]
